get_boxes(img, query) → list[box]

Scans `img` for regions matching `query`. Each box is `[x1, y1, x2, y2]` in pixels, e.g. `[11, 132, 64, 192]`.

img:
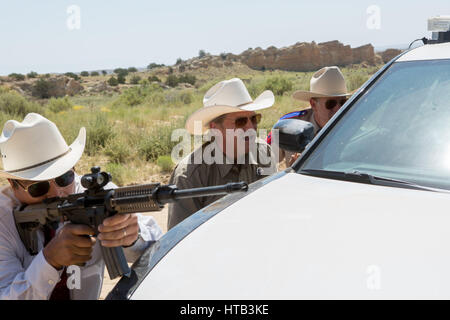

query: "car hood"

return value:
[131, 172, 450, 299]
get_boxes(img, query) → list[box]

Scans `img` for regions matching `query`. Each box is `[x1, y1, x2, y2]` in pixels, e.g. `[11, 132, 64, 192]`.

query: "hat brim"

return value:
[0, 127, 86, 181]
[292, 90, 352, 102]
[186, 90, 274, 135]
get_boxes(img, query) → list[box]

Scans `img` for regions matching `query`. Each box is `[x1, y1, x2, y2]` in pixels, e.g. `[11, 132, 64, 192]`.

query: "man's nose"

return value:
[243, 117, 256, 131]
[46, 183, 65, 198]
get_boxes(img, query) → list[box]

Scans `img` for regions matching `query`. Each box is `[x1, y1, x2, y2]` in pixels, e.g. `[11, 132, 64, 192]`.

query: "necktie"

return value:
[43, 225, 71, 300]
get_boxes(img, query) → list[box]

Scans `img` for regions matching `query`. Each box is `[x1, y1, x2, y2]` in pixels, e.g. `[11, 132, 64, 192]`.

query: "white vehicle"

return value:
[108, 21, 450, 299]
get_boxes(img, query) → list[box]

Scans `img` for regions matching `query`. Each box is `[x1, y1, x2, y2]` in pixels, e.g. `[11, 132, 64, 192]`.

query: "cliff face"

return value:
[237, 41, 377, 72]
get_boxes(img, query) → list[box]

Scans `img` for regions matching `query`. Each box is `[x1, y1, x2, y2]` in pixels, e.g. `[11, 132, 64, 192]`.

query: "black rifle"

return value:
[13, 166, 248, 279]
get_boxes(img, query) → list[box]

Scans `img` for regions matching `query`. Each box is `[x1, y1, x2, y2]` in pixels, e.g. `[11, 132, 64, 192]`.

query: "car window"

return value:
[299, 59, 450, 190]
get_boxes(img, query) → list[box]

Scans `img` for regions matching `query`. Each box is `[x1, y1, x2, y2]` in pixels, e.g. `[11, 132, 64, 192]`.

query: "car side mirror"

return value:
[272, 119, 315, 153]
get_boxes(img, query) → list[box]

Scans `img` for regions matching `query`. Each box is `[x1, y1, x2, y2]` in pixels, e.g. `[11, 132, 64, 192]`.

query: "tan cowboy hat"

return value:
[0, 113, 86, 181]
[293, 66, 351, 101]
[185, 78, 274, 135]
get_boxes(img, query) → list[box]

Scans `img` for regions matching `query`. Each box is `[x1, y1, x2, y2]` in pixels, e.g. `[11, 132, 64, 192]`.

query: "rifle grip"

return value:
[101, 245, 131, 280]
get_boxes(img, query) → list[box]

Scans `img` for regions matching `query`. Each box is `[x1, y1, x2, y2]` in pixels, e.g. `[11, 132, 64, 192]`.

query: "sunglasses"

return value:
[14, 170, 75, 198]
[234, 114, 262, 128]
[325, 98, 348, 110]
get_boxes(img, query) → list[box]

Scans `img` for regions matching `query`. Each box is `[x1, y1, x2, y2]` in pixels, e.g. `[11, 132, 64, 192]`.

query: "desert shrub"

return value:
[64, 72, 80, 80]
[178, 74, 196, 85]
[165, 74, 178, 87]
[32, 78, 52, 99]
[157, 155, 174, 172]
[127, 67, 138, 73]
[27, 71, 38, 78]
[263, 76, 293, 95]
[104, 163, 128, 186]
[107, 77, 118, 86]
[117, 73, 126, 84]
[130, 75, 142, 85]
[198, 50, 206, 58]
[138, 125, 179, 162]
[8, 73, 25, 81]
[80, 71, 89, 77]
[175, 58, 183, 65]
[47, 97, 73, 113]
[220, 52, 228, 60]
[0, 90, 44, 116]
[113, 68, 129, 76]
[147, 63, 165, 70]
[148, 75, 160, 82]
[101, 70, 107, 75]
[104, 136, 133, 164]
[85, 114, 116, 155]
[90, 71, 99, 76]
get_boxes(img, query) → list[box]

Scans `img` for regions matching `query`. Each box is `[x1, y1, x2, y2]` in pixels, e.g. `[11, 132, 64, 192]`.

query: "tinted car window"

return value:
[299, 59, 450, 190]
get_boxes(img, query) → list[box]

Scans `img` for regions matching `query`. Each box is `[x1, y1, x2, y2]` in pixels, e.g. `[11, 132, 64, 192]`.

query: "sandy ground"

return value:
[99, 207, 168, 300]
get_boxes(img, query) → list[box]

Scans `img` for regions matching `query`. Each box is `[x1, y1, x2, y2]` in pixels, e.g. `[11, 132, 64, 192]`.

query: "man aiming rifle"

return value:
[0, 113, 163, 300]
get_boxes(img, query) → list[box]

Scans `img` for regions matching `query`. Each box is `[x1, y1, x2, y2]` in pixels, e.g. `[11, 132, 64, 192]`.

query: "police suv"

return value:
[108, 17, 450, 299]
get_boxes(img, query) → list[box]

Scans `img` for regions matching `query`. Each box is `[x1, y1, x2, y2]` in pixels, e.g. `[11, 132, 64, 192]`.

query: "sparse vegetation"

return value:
[64, 72, 80, 80]
[8, 73, 25, 81]
[0, 61, 382, 186]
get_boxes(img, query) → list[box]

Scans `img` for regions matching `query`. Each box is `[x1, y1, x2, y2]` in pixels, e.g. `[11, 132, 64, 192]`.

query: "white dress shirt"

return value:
[0, 174, 163, 300]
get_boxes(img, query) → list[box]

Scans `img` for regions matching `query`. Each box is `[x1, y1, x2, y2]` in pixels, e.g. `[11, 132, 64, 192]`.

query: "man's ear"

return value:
[310, 98, 317, 109]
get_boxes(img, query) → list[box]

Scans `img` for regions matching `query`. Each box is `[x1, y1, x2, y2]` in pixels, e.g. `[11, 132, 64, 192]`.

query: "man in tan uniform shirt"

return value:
[168, 78, 276, 230]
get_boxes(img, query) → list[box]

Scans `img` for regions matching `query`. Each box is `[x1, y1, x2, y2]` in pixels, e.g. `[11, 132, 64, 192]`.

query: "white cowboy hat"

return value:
[185, 78, 274, 134]
[0, 113, 86, 181]
[293, 66, 352, 101]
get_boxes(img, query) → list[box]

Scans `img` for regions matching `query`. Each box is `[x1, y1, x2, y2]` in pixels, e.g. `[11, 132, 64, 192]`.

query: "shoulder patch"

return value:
[280, 110, 307, 120]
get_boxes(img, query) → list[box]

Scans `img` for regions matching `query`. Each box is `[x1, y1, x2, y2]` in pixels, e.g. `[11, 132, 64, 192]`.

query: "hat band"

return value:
[6, 148, 72, 174]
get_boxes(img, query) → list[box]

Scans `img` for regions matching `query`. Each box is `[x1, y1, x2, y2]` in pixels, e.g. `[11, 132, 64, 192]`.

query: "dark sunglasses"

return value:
[234, 114, 262, 128]
[14, 170, 75, 198]
[325, 98, 348, 110]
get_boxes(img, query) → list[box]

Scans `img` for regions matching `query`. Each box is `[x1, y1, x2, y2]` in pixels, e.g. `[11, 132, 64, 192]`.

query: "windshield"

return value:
[298, 59, 450, 190]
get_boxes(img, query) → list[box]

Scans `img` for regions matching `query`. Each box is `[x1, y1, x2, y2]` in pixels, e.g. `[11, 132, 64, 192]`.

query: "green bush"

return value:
[147, 63, 165, 70]
[117, 73, 126, 84]
[130, 75, 142, 85]
[85, 114, 116, 155]
[8, 73, 25, 81]
[104, 162, 127, 186]
[157, 155, 174, 172]
[27, 71, 38, 78]
[64, 72, 80, 80]
[32, 78, 52, 99]
[263, 76, 293, 95]
[47, 97, 73, 113]
[90, 71, 100, 76]
[198, 50, 206, 58]
[101, 70, 107, 75]
[127, 67, 138, 73]
[148, 75, 160, 82]
[80, 71, 89, 77]
[107, 77, 119, 86]
[178, 74, 196, 85]
[114, 68, 129, 76]
[138, 125, 179, 162]
[165, 74, 178, 87]
[104, 136, 133, 164]
[0, 90, 44, 116]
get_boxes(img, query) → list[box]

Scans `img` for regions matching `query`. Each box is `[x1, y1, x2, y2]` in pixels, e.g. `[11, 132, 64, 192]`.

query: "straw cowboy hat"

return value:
[293, 66, 352, 101]
[185, 78, 274, 134]
[0, 113, 86, 181]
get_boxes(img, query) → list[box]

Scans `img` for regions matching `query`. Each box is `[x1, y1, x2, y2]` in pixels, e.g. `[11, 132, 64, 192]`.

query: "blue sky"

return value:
[0, 0, 448, 75]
